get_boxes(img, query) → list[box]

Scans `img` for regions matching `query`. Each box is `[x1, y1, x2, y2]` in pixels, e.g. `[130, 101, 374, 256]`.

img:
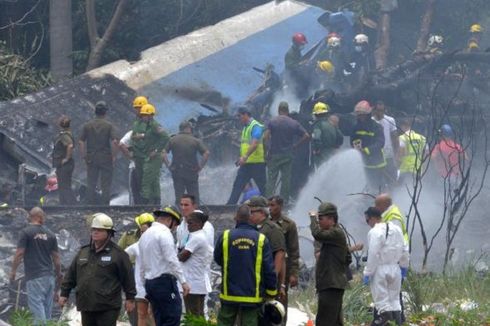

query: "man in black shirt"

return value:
[10, 207, 62, 324]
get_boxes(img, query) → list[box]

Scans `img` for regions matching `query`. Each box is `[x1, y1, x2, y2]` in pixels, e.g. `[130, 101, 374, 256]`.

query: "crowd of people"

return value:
[11, 190, 412, 326]
[8, 21, 478, 326]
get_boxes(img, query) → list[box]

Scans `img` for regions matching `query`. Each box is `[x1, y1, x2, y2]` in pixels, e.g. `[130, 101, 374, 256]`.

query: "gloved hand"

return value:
[363, 275, 369, 285]
[400, 267, 408, 279]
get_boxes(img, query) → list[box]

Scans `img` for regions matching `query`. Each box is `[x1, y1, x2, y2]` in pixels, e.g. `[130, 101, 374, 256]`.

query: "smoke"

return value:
[287, 149, 490, 271]
[159, 84, 231, 109]
[268, 85, 304, 116]
[288, 149, 369, 267]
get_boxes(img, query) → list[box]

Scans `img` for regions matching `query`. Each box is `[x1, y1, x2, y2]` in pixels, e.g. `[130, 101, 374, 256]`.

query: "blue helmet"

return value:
[439, 124, 453, 137]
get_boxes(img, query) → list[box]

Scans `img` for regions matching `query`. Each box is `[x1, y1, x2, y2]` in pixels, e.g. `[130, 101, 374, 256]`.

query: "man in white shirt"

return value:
[138, 206, 189, 326]
[176, 194, 215, 251]
[119, 131, 140, 205]
[373, 100, 399, 186]
[178, 211, 213, 317]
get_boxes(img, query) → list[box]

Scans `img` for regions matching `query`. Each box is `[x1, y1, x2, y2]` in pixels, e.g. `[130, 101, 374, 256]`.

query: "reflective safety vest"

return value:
[399, 131, 426, 174]
[219, 228, 277, 304]
[240, 119, 265, 163]
[382, 205, 409, 244]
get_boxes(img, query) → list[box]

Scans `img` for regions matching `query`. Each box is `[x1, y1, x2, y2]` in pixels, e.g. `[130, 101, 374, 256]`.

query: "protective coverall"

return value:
[363, 222, 409, 323]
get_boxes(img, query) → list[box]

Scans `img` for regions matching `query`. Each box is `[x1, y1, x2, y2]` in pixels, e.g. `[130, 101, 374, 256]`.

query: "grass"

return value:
[288, 266, 490, 325]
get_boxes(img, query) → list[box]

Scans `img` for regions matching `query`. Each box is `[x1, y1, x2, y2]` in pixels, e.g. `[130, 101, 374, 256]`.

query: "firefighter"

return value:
[131, 104, 169, 205]
[311, 102, 343, 168]
[350, 100, 387, 192]
[214, 205, 277, 326]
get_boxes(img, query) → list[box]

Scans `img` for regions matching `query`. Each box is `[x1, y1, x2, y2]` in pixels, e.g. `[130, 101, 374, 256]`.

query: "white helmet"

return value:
[260, 300, 286, 325]
[91, 213, 114, 230]
[327, 36, 341, 47]
[428, 35, 443, 47]
[354, 34, 369, 44]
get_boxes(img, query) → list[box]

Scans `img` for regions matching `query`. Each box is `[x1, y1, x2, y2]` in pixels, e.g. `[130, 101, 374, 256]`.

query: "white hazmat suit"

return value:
[363, 221, 409, 313]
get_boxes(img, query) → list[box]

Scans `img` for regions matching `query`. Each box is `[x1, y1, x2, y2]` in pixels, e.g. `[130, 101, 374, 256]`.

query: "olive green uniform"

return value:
[273, 214, 300, 324]
[165, 132, 208, 205]
[131, 119, 169, 204]
[117, 229, 141, 264]
[284, 45, 302, 71]
[79, 118, 117, 205]
[310, 217, 351, 326]
[311, 117, 344, 168]
[52, 130, 76, 205]
[257, 219, 286, 255]
[60, 241, 136, 326]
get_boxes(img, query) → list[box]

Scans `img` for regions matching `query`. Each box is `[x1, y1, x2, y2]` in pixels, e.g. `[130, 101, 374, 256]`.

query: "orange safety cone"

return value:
[306, 319, 314, 326]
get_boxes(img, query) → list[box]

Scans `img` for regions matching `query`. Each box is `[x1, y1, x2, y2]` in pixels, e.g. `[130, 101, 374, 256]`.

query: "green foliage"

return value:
[181, 313, 217, 326]
[0, 41, 51, 101]
[9, 309, 33, 326]
[9, 309, 70, 326]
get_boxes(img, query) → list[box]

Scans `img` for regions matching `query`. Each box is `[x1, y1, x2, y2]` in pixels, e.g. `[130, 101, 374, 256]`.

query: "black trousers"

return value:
[86, 156, 113, 205]
[172, 171, 200, 206]
[145, 274, 181, 326]
[316, 288, 344, 326]
[227, 163, 266, 204]
[56, 159, 76, 205]
[81, 309, 119, 326]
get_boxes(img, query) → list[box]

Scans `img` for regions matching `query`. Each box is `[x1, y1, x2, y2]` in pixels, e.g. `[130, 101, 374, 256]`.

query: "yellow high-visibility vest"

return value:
[400, 131, 426, 174]
[240, 119, 265, 163]
[382, 205, 409, 244]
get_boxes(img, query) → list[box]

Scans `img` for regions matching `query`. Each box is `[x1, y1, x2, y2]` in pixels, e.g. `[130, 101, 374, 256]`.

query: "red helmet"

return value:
[292, 33, 307, 45]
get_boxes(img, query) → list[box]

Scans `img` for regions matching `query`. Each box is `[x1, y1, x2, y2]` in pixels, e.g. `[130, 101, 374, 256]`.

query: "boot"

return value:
[373, 311, 394, 326]
[392, 311, 402, 325]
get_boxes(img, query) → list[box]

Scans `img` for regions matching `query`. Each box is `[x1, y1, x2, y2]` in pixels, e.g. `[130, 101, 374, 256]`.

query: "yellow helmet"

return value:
[153, 205, 182, 225]
[313, 102, 330, 115]
[133, 96, 148, 108]
[135, 213, 155, 227]
[317, 60, 334, 74]
[468, 40, 479, 49]
[470, 24, 482, 33]
[140, 104, 156, 115]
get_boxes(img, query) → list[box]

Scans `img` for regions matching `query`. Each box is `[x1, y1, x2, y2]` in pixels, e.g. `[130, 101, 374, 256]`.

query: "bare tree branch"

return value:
[0, 0, 41, 30]
[86, 0, 130, 71]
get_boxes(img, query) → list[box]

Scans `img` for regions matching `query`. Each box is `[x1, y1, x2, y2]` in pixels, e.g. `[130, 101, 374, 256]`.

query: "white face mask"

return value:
[355, 45, 363, 52]
[298, 45, 305, 50]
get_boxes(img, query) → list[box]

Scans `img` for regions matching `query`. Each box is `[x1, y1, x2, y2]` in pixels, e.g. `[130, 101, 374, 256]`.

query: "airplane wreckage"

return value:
[1, 3, 490, 208]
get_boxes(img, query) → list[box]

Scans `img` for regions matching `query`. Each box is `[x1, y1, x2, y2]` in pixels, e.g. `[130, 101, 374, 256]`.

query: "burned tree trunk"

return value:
[49, 0, 73, 81]
[374, 11, 390, 70]
[415, 0, 438, 52]
[86, 0, 129, 71]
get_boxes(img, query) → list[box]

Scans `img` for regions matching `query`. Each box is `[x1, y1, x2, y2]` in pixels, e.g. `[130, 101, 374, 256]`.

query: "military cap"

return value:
[245, 196, 268, 208]
[318, 202, 337, 216]
[95, 101, 108, 110]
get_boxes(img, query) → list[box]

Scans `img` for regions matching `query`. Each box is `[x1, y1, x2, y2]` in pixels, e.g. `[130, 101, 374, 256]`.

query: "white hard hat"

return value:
[354, 34, 369, 44]
[91, 213, 114, 230]
[428, 35, 443, 47]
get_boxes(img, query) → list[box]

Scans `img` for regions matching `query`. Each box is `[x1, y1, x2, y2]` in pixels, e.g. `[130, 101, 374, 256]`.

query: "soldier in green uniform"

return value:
[309, 202, 351, 326]
[52, 116, 76, 205]
[311, 102, 344, 169]
[246, 196, 286, 299]
[163, 120, 209, 206]
[268, 195, 300, 324]
[79, 101, 118, 205]
[131, 104, 169, 205]
[59, 213, 136, 326]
